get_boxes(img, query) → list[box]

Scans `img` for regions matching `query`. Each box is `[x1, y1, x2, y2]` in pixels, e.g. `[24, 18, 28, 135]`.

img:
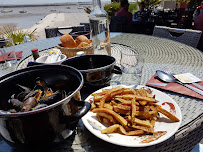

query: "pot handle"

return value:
[112, 65, 122, 74]
[70, 100, 91, 119]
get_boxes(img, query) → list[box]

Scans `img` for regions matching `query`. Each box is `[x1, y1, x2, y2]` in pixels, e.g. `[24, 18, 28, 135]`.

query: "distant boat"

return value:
[66, 7, 71, 9]
[51, 9, 56, 12]
[1, 9, 13, 13]
[19, 10, 27, 13]
[78, 6, 83, 9]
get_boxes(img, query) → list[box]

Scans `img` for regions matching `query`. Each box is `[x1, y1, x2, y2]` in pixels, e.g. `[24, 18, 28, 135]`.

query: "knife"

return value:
[147, 82, 167, 87]
[181, 83, 203, 96]
[192, 83, 203, 91]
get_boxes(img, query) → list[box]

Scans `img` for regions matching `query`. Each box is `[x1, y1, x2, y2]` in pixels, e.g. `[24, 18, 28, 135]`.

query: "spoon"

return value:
[156, 70, 203, 96]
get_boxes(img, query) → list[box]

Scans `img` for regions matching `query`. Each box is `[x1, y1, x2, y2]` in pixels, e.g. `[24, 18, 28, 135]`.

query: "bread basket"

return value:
[57, 43, 94, 58]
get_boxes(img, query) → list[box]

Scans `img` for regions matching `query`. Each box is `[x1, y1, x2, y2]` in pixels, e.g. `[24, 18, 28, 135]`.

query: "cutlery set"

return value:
[147, 70, 203, 96]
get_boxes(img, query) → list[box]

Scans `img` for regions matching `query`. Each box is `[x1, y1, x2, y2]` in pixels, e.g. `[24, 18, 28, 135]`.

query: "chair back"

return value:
[110, 16, 128, 32]
[45, 25, 85, 38]
[153, 26, 202, 48]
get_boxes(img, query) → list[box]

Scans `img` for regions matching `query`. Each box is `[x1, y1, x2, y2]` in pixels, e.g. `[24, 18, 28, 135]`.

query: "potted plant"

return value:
[176, 0, 191, 9]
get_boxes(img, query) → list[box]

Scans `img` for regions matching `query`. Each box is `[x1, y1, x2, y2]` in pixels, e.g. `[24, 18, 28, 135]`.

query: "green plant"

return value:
[176, 0, 191, 3]
[0, 24, 36, 45]
[104, 2, 120, 17]
[84, 2, 138, 18]
[138, 0, 162, 10]
[104, 2, 138, 17]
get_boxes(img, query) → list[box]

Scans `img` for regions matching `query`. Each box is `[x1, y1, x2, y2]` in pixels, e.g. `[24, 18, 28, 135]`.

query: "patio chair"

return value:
[45, 25, 85, 38]
[152, 26, 202, 48]
[80, 23, 90, 32]
[110, 16, 128, 32]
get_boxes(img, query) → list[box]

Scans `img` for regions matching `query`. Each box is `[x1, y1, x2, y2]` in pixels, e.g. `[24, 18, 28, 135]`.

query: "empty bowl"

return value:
[36, 54, 67, 65]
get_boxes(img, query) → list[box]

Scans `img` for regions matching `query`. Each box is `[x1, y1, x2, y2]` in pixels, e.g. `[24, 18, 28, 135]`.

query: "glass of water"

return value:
[120, 47, 145, 87]
[0, 38, 17, 69]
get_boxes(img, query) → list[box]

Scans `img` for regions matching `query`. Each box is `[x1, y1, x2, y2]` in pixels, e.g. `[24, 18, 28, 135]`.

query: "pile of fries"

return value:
[90, 86, 180, 143]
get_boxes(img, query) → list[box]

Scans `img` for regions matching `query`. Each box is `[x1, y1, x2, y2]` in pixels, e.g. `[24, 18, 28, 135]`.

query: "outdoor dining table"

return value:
[0, 33, 202, 152]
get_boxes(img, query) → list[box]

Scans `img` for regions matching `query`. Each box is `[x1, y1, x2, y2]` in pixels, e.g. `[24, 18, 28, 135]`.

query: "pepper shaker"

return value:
[31, 48, 39, 60]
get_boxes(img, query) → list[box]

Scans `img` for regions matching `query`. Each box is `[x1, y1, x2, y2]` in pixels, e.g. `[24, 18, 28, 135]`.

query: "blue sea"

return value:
[0, 0, 110, 6]
[0, 0, 111, 28]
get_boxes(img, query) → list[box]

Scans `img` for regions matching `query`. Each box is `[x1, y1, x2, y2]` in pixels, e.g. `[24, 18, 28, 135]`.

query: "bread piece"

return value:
[59, 34, 76, 48]
[77, 42, 90, 48]
[75, 35, 89, 46]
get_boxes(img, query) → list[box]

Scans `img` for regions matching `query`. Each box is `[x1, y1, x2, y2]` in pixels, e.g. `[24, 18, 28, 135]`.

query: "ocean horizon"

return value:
[0, 0, 111, 6]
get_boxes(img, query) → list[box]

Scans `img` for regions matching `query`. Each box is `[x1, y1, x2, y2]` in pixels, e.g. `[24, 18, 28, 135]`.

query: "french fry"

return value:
[128, 116, 153, 128]
[92, 108, 128, 126]
[102, 117, 113, 126]
[110, 100, 118, 106]
[134, 95, 156, 103]
[99, 87, 123, 108]
[122, 88, 135, 94]
[104, 103, 113, 110]
[91, 102, 96, 110]
[118, 125, 127, 135]
[94, 95, 104, 102]
[97, 112, 117, 124]
[90, 87, 179, 143]
[113, 106, 131, 115]
[100, 93, 111, 108]
[126, 130, 145, 136]
[117, 104, 131, 111]
[130, 125, 154, 133]
[101, 124, 120, 134]
[139, 101, 147, 106]
[115, 94, 136, 100]
[156, 105, 180, 122]
[131, 98, 137, 124]
[115, 98, 139, 105]
[115, 94, 156, 103]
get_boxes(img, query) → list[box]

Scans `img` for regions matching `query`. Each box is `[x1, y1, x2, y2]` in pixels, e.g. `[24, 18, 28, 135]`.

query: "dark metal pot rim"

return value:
[0, 65, 84, 117]
[62, 54, 116, 73]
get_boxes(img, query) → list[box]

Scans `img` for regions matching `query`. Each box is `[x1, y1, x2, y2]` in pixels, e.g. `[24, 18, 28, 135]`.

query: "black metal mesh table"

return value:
[0, 33, 202, 152]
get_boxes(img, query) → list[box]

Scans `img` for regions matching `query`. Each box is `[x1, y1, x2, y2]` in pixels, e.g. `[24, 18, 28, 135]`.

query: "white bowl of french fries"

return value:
[82, 85, 182, 147]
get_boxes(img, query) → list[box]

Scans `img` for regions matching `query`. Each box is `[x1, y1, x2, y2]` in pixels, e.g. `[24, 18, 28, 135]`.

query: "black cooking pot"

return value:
[0, 64, 91, 148]
[61, 55, 121, 87]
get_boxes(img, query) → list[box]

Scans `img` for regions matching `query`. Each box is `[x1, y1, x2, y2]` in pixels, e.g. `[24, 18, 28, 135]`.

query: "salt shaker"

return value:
[76, 51, 85, 56]
[31, 48, 39, 60]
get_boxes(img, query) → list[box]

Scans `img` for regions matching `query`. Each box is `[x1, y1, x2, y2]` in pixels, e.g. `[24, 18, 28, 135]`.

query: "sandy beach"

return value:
[23, 12, 90, 40]
[0, 4, 92, 40]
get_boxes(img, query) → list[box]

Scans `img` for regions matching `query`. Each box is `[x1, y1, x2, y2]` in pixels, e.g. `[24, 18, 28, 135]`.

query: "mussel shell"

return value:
[32, 104, 48, 110]
[16, 84, 31, 93]
[34, 78, 48, 95]
[21, 97, 37, 112]
[23, 91, 37, 102]
[7, 109, 17, 113]
[40, 90, 62, 105]
[16, 92, 29, 101]
[8, 99, 23, 111]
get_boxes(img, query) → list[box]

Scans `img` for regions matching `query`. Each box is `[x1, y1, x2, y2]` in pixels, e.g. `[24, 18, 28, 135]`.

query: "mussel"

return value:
[34, 78, 48, 96]
[40, 90, 62, 105]
[32, 104, 48, 110]
[6, 78, 66, 113]
[15, 84, 31, 101]
[21, 97, 37, 112]
[8, 98, 23, 111]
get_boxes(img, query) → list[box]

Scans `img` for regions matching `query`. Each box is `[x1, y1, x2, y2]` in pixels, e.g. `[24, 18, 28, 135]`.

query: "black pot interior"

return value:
[61, 55, 115, 71]
[0, 65, 82, 113]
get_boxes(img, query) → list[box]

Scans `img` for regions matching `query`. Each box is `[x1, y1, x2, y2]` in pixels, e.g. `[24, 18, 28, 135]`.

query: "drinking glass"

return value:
[120, 48, 145, 87]
[0, 38, 17, 69]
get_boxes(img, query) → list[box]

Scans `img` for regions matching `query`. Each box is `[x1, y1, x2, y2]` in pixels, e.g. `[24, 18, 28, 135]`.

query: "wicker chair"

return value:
[153, 26, 202, 48]
[45, 25, 85, 38]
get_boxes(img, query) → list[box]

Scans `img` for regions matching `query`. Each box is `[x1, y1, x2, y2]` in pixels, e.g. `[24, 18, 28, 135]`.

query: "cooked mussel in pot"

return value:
[7, 78, 66, 113]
